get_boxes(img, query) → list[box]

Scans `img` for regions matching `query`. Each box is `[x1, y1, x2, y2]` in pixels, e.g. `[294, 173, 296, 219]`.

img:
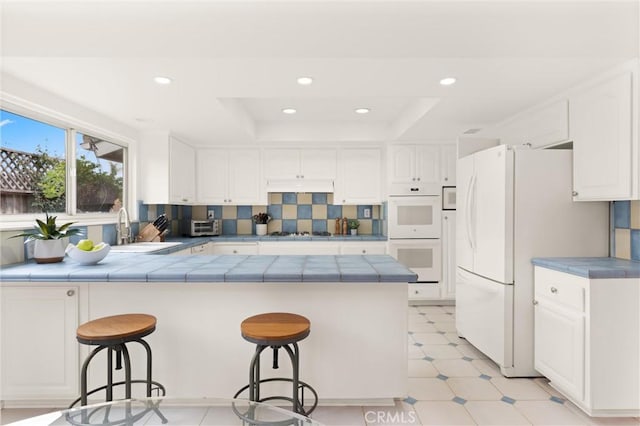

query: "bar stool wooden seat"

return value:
[69, 313, 167, 423]
[234, 312, 318, 416]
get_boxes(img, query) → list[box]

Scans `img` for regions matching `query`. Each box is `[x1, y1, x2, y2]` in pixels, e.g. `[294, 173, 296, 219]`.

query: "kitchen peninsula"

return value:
[0, 252, 416, 407]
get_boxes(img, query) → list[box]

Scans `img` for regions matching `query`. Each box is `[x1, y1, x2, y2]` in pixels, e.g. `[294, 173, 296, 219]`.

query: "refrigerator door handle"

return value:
[469, 174, 477, 250]
[464, 174, 473, 249]
[465, 174, 477, 250]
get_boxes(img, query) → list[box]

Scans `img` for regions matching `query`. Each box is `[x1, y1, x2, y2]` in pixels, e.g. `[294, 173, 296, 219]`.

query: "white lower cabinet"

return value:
[534, 297, 584, 402]
[1, 286, 80, 401]
[534, 266, 639, 417]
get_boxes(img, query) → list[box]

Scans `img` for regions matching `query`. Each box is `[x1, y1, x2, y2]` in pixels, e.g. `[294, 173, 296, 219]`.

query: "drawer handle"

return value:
[233, 250, 238, 254]
[550, 287, 558, 294]
[67, 289, 75, 297]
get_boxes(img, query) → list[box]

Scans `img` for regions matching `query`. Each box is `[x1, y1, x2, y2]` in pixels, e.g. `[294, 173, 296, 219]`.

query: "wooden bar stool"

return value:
[69, 314, 167, 423]
[234, 312, 318, 416]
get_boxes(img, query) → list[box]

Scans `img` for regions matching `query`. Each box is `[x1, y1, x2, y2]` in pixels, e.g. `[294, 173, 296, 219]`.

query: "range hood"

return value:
[266, 179, 334, 193]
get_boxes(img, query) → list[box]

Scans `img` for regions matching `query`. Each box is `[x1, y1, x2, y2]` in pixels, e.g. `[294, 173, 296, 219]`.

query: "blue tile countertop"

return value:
[156, 235, 387, 254]
[175, 235, 388, 243]
[1, 254, 417, 283]
[532, 257, 640, 279]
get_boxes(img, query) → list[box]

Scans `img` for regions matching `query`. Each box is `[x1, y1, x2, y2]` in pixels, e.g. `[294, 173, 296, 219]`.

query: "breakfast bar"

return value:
[0, 254, 416, 407]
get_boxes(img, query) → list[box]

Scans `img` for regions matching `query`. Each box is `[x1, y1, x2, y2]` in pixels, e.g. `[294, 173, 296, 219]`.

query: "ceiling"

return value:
[1, 0, 638, 147]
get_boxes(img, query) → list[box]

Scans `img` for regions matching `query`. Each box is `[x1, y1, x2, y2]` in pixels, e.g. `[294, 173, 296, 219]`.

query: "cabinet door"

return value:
[441, 212, 456, 299]
[415, 145, 441, 184]
[440, 145, 457, 185]
[571, 72, 633, 200]
[263, 149, 300, 180]
[389, 145, 416, 184]
[169, 138, 196, 203]
[534, 300, 585, 402]
[228, 149, 264, 205]
[197, 149, 228, 204]
[499, 100, 569, 148]
[301, 149, 337, 180]
[1, 287, 79, 399]
[336, 148, 381, 204]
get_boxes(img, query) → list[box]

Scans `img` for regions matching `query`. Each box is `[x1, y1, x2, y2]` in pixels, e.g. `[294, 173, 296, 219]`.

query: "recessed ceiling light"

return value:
[282, 108, 297, 114]
[355, 108, 370, 114]
[440, 77, 457, 86]
[153, 76, 172, 85]
[297, 76, 313, 85]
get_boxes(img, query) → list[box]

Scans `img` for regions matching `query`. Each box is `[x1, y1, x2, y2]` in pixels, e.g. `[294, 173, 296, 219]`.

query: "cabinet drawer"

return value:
[534, 267, 586, 312]
[340, 244, 386, 255]
[408, 283, 440, 300]
[210, 243, 258, 255]
[190, 243, 209, 254]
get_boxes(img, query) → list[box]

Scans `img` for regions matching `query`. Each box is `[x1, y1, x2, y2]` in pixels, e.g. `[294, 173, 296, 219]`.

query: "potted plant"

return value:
[12, 213, 82, 263]
[348, 219, 360, 236]
[252, 212, 271, 236]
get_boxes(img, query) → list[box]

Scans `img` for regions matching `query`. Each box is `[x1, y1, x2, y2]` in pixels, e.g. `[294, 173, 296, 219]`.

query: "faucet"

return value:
[116, 207, 132, 245]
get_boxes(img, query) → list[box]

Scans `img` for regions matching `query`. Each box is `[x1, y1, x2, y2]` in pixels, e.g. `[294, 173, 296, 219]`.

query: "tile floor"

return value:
[1, 305, 638, 425]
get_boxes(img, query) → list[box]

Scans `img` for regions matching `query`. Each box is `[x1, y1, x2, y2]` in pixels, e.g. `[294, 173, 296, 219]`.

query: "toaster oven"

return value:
[188, 220, 220, 237]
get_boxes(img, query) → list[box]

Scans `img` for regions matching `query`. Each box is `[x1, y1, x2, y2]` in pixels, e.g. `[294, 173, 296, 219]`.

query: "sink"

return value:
[109, 242, 183, 253]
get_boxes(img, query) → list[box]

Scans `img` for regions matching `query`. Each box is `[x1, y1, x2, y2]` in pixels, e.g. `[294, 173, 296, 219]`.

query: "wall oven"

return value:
[388, 195, 441, 238]
[388, 239, 442, 282]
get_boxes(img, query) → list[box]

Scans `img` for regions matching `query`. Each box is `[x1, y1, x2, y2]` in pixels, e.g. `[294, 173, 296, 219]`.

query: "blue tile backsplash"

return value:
[612, 200, 640, 261]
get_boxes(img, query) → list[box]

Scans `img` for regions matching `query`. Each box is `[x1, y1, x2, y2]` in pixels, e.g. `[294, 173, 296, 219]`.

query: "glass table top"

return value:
[8, 397, 322, 426]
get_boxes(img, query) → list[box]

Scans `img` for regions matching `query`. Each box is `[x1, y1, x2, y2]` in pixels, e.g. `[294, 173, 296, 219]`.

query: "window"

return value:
[76, 132, 124, 213]
[0, 109, 126, 216]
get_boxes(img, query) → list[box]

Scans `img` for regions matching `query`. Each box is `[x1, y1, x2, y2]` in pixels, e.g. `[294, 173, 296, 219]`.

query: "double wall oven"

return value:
[387, 185, 442, 283]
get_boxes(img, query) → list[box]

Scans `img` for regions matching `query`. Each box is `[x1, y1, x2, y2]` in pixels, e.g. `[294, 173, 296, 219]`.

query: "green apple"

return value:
[92, 242, 106, 251]
[76, 239, 94, 251]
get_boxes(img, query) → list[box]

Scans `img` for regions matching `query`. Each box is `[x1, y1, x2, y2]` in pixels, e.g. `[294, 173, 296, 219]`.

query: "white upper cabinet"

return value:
[197, 148, 264, 205]
[335, 148, 382, 204]
[440, 144, 457, 185]
[228, 149, 264, 205]
[263, 148, 337, 180]
[389, 145, 441, 185]
[140, 132, 196, 205]
[497, 100, 569, 149]
[169, 138, 197, 204]
[571, 69, 635, 201]
[197, 148, 227, 203]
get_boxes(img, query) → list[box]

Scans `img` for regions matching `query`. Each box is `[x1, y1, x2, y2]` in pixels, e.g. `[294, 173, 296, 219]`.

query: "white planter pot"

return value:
[350, 229, 358, 236]
[256, 224, 268, 236]
[33, 239, 66, 264]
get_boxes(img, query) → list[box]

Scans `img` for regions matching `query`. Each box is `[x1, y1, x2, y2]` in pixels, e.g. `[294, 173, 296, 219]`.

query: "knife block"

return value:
[137, 223, 161, 242]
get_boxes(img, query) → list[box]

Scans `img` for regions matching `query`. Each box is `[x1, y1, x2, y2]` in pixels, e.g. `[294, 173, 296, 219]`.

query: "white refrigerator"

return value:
[456, 144, 609, 377]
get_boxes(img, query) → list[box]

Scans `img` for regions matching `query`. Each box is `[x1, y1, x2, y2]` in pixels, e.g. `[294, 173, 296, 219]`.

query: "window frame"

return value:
[0, 100, 133, 229]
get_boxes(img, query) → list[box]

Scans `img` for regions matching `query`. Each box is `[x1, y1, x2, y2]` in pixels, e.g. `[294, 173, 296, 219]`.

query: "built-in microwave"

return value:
[388, 196, 441, 238]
